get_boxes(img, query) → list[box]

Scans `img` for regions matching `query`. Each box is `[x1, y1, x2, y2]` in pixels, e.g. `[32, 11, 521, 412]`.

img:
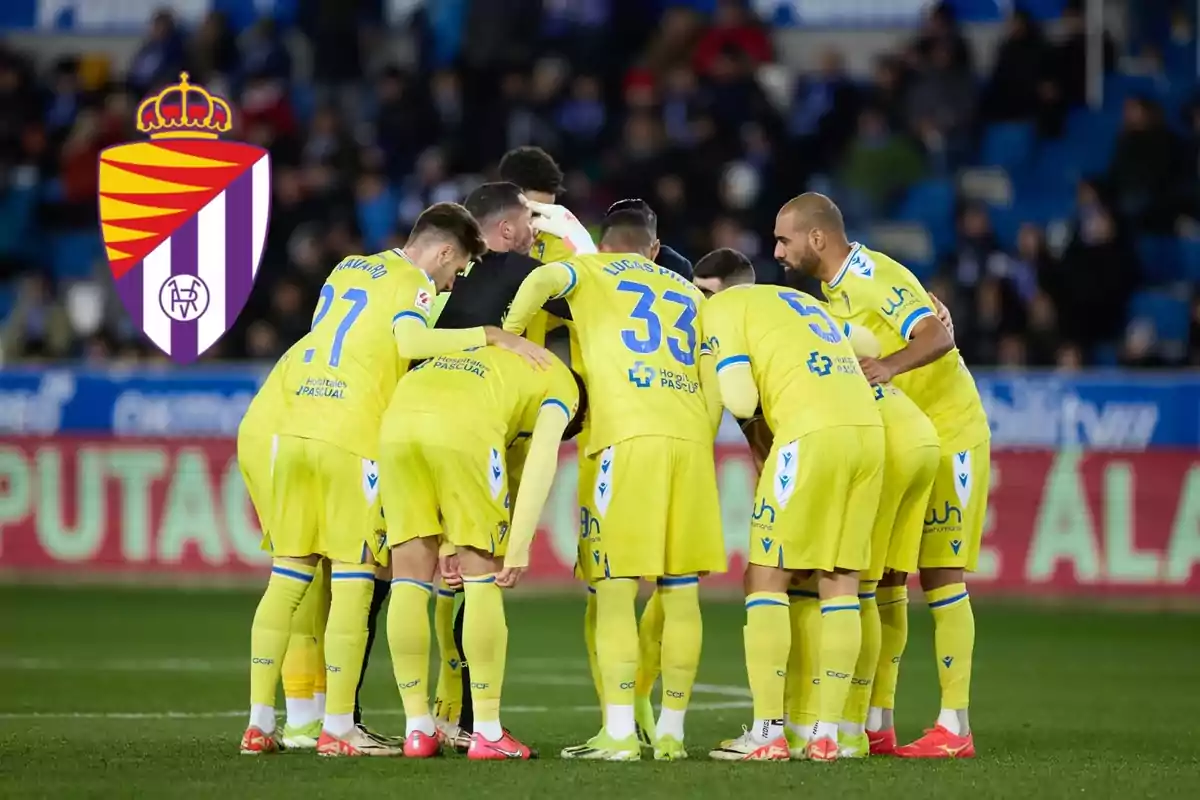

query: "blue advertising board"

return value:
[0, 365, 1196, 449]
[0, 0, 297, 32]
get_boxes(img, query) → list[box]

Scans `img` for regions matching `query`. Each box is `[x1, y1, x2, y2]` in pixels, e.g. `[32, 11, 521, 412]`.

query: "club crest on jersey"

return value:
[414, 288, 433, 313]
[99, 73, 270, 365]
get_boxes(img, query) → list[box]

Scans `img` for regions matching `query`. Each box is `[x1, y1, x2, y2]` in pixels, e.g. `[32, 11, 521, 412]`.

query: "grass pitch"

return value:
[0, 585, 1197, 798]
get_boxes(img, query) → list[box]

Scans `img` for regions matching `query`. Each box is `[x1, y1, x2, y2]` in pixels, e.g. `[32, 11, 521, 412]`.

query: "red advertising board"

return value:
[0, 437, 1197, 594]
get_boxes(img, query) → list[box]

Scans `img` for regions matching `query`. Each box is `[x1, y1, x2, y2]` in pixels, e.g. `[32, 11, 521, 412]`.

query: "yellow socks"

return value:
[594, 578, 639, 740]
[785, 588, 820, 737]
[744, 592, 790, 729]
[868, 584, 908, 731]
[433, 582, 463, 723]
[311, 561, 330, 703]
[282, 560, 328, 728]
[928, 582, 974, 734]
[387, 577, 436, 736]
[635, 588, 665, 699]
[814, 595, 861, 741]
[249, 560, 317, 733]
[842, 581, 880, 734]
[583, 586, 604, 726]
[655, 578, 700, 740]
[462, 574, 508, 741]
[321, 565, 375, 735]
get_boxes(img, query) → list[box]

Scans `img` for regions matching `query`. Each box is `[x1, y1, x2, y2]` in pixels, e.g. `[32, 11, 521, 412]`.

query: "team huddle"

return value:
[237, 147, 991, 763]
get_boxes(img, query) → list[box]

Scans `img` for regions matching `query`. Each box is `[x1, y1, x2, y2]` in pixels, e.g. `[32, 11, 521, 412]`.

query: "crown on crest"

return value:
[136, 72, 233, 140]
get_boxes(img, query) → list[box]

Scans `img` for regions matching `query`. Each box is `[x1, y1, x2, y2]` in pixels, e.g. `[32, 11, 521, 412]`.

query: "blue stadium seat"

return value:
[0, 282, 14, 322]
[1129, 289, 1190, 345]
[894, 179, 956, 256]
[50, 231, 105, 282]
[1179, 237, 1200, 282]
[1135, 235, 1186, 284]
[979, 122, 1036, 170]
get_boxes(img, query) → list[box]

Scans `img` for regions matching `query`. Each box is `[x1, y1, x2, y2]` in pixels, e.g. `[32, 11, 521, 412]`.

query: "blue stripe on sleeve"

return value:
[271, 566, 315, 583]
[928, 591, 969, 609]
[393, 310, 427, 326]
[899, 307, 934, 339]
[551, 263, 578, 299]
[436, 588, 456, 598]
[541, 398, 571, 419]
[716, 354, 750, 373]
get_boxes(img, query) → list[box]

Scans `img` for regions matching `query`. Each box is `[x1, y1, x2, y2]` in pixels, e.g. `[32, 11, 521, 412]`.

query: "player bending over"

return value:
[504, 210, 725, 761]
[699, 248, 885, 762]
[240, 203, 545, 757]
[775, 193, 988, 758]
[380, 345, 586, 759]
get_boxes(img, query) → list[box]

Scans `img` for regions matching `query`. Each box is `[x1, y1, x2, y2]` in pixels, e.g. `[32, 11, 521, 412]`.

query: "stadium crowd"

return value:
[1, 0, 1198, 368]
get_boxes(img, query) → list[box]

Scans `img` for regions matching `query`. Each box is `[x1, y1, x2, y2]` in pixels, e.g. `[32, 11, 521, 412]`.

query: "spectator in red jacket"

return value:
[692, 0, 772, 76]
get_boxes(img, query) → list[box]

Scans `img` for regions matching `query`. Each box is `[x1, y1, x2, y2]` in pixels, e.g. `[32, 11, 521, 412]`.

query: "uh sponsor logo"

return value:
[99, 73, 270, 364]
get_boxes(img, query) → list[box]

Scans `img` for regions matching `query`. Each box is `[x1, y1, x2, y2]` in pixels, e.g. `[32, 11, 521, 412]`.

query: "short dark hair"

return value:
[563, 369, 589, 441]
[606, 198, 658, 237]
[599, 209, 655, 251]
[409, 202, 487, 259]
[695, 248, 755, 284]
[498, 147, 564, 196]
[464, 181, 524, 224]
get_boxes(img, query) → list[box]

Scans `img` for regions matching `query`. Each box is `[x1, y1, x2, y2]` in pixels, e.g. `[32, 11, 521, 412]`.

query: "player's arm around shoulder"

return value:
[700, 296, 759, 420]
[503, 260, 579, 336]
[498, 365, 582, 587]
[850, 265, 953, 386]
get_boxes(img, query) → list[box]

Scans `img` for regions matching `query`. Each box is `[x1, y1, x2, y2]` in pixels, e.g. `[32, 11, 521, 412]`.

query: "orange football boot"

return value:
[868, 727, 898, 755]
[239, 726, 282, 755]
[894, 725, 975, 759]
[805, 736, 840, 762]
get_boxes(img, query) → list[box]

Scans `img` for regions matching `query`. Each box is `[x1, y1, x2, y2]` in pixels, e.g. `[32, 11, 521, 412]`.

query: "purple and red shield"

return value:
[99, 77, 270, 364]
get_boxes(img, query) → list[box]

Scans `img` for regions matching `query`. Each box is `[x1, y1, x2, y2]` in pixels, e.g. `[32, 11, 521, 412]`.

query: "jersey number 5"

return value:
[304, 285, 369, 367]
[617, 280, 697, 366]
[779, 291, 842, 344]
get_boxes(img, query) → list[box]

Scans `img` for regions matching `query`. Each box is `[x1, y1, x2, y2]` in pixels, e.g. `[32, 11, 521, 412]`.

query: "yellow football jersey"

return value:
[542, 252, 709, 455]
[822, 244, 990, 452]
[384, 346, 579, 447]
[278, 249, 438, 461]
[240, 346, 294, 438]
[532, 231, 574, 264]
[702, 285, 881, 443]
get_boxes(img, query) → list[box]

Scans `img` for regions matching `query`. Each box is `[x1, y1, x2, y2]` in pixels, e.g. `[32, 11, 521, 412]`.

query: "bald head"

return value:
[773, 193, 851, 281]
[779, 193, 845, 237]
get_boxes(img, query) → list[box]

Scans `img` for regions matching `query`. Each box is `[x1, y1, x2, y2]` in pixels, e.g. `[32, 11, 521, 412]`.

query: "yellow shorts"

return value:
[585, 436, 726, 580]
[268, 435, 386, 565]
[919, 439, 991, 571]
[379, 436, 511, 557]
[749, 426, 884, 573]
[237, 432, 274, 549]
[574, 430, 597, 583]
[866, 441, 940, 581]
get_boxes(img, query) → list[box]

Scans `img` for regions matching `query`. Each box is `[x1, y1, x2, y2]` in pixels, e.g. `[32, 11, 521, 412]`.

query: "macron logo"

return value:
[367, 474, 378, 489]
[492, 466, 502, 480]
[950, 539, 962, 555]
[942, 656, 954, 668]
[761, 537, 774, 553]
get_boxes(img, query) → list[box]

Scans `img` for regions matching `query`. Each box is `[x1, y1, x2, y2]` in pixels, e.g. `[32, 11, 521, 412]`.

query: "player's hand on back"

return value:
[496, 565, 526, 588]
[858, 356, 895, 386]
[485, 326, 553, 370]
[930, 292, 955, 340]
[439, 553, 463, 590]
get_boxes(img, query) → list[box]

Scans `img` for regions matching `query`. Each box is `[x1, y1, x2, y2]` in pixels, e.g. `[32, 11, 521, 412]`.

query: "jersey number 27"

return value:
[304, 285, 368, 367]
[617, 280, 698, 366]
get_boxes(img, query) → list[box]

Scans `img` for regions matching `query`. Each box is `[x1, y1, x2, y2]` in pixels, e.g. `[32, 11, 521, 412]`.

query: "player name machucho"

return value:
[295, 377, 348, 399]
[332, 257, 389, 280]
